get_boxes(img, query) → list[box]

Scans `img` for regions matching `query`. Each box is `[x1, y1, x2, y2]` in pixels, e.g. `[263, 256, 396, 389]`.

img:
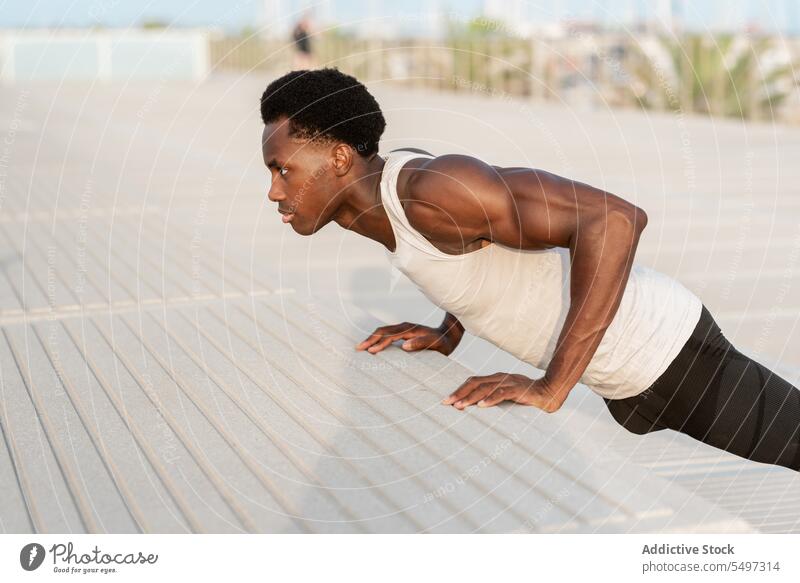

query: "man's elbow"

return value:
[611, 206, 648, 232]
[631, 206, 648, 230]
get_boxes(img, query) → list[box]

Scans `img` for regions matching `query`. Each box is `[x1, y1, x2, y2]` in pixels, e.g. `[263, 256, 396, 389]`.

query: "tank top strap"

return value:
[379, 150, 443, 258]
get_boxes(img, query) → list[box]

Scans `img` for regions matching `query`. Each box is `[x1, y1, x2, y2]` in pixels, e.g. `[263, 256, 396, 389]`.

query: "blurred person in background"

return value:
[291, 14, 315, 70]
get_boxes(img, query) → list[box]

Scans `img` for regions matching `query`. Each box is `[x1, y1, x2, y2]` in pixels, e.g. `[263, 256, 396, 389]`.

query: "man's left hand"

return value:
[441, 373, 567, 413]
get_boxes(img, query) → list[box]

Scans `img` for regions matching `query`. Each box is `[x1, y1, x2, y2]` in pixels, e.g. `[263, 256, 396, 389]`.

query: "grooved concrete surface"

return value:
[0, 73, 796, 533]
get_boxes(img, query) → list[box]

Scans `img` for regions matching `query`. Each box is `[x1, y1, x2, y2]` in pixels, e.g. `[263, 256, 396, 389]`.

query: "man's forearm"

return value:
[543, 209, 647, 398]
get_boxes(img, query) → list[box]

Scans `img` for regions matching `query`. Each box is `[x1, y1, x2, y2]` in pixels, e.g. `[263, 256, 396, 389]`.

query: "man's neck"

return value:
[332, 154, 396, 252]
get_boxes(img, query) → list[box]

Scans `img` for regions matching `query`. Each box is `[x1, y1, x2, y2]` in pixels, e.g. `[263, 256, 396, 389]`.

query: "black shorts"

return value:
[603, 305, 800, 471]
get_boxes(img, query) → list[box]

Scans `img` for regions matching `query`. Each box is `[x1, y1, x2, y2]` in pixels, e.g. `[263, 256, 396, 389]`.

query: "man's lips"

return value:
[278, 208, 295, 223]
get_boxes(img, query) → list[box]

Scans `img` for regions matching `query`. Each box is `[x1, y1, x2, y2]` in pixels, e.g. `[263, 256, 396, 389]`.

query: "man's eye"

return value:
[279, 167, 288, 176]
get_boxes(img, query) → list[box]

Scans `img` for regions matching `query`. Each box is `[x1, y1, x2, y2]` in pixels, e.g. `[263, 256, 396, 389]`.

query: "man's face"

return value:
[262, 119, 338, 236]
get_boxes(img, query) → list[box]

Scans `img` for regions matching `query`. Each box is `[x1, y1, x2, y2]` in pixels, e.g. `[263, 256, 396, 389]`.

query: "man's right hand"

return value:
[355, 321, 462, 356]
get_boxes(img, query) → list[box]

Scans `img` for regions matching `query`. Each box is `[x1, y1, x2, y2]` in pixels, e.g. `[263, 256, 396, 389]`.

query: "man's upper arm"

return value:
[405, 154, 647, 249]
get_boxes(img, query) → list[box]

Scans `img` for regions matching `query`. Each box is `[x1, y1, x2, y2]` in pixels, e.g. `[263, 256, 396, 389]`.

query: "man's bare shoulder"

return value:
[399, 154, 503, 244]
[407, 153, 491, 190]
[402, 154, 534, 201]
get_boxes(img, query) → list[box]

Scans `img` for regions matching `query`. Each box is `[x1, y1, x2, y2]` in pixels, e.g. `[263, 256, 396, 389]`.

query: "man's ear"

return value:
[331, 143, 355, 177]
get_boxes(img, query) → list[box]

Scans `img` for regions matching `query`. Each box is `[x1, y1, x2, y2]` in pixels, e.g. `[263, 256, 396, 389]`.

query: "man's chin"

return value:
[293, 217, 328, 236]
[290, 219, 314, 236]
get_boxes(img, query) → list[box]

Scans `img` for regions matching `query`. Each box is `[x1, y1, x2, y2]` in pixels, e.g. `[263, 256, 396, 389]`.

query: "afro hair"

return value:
[260, 67, 386, 158]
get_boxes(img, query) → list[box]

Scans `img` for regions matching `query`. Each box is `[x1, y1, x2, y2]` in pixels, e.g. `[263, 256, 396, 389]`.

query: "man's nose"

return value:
[267, 184, 285, 203]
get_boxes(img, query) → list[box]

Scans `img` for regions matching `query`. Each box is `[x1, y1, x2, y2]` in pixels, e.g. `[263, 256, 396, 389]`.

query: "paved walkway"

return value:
[0, 73, 796, 532]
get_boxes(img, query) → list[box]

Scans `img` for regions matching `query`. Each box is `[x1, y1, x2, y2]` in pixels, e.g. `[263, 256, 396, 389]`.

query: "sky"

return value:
[0, 0, 797, 36]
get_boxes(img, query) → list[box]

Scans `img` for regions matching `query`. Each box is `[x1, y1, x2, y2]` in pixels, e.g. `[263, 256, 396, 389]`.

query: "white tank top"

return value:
[380, 150, 703, 400]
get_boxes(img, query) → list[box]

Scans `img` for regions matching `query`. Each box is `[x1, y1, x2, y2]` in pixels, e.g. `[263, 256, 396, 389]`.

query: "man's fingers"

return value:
[401, 333, 436, 351]
[442, 374, 503, 405]
[355, 323, 417, 350]
[452, 383, 498, 409]
[358, 335, 420, 353]
[366, 333, 408, 353]
[361, 329, 437, 354]
[441, 373, 545, 411]
[355, 336, 377, 350]
[355, 331, 384, 350]
[477, 387, 511, 407]
[366, 338, 394, 353]
[441, 377, 478, 405]
[444, 377, 504, 409]
[356, 327, 398, 350]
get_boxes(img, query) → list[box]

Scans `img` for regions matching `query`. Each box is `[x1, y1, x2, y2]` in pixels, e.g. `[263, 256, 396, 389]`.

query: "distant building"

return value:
[0, 29, 210, 83]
